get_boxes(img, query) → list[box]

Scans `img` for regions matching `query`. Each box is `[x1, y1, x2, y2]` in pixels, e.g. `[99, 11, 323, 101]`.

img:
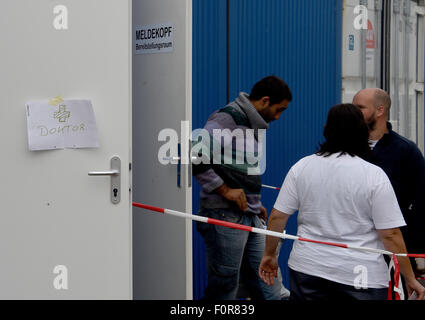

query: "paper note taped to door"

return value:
[26, 99, 99, 151]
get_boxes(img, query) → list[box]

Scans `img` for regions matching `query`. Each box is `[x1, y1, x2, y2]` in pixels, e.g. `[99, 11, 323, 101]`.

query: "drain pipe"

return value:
[361, 0, 368, 89]
[375, 0, 383, 87]
[393, 0, 401, 131]
[403, 0, 411, 138]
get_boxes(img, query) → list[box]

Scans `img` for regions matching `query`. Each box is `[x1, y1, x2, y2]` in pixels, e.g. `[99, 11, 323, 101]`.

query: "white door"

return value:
[0, 1, 132, 299]
[132, 0, 193, 299]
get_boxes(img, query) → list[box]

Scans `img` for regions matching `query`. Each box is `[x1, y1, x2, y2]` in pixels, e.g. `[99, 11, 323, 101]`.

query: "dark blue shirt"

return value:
[370, 123, 425, 252]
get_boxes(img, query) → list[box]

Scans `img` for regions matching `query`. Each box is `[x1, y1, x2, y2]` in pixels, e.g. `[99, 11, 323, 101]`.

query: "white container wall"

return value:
[342, 0, 425, 154]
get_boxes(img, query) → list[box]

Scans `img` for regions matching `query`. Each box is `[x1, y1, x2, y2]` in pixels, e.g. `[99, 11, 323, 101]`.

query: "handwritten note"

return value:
[26, 99, 99, 151]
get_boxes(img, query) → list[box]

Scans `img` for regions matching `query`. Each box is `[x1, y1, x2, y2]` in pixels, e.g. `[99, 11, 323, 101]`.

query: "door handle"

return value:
[162, 156, 198, 162]
[162, 156, 181, 162]
[88, 170, 119, 176]
[162, 147, 198, 188]
[88, 156, 121, 204]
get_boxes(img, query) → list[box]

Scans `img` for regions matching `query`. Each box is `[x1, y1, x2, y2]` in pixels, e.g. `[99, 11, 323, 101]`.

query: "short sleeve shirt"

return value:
[274, 153, 406, 288]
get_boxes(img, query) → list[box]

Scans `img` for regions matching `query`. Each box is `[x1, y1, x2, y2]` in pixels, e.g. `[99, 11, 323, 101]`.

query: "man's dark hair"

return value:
[249, 75, 292, 105]
[317, 103, 371, 160]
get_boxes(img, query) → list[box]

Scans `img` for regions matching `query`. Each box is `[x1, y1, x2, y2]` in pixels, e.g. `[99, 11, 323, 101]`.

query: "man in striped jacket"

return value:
[193, 75, 292, 300]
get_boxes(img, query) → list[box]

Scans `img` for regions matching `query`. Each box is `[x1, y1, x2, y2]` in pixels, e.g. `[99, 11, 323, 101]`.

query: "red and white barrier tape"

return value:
[388, 254, 403, 300]
[261, 184, 281, 191]
[132, 201, 425, 300]
[133, 201, 424, 259]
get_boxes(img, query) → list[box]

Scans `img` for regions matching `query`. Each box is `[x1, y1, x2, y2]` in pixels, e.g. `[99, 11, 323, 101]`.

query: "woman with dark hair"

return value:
[317, 103, 371, 160]
[258, 104, 425, 300]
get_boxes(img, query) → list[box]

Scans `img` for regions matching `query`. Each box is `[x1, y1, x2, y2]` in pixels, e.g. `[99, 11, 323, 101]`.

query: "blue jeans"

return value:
[196, 208, 281, 300]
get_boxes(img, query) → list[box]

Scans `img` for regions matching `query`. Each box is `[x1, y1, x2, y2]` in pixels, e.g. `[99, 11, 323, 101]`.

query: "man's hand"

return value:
[259, 206, 268, 223]
[258, 255, 279, 286]
[215, 184, 248, 211]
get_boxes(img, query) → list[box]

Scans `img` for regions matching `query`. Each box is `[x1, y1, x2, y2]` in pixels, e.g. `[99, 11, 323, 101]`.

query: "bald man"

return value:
[353, 88, 392, 143]
[353, 89, 425, 287]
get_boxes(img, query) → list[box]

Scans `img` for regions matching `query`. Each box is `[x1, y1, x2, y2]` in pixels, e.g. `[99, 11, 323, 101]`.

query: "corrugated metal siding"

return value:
[193, 0, 342, 300]
[192, 0, 228, 300]
[227, 0, 342, 292]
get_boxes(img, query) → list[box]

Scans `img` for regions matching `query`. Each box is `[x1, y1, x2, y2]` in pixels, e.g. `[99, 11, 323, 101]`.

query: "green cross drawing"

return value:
[53, 105, 71, 123]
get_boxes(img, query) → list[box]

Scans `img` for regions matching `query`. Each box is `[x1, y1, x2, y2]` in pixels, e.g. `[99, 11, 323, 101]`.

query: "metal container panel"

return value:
[192, 0, 228, 299]
[193, 0, 342, 299]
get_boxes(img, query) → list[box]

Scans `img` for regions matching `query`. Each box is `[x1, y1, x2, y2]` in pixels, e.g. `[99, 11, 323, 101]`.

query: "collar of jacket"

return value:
[234, 92, 269, 130]
[378, 122, 394, 146]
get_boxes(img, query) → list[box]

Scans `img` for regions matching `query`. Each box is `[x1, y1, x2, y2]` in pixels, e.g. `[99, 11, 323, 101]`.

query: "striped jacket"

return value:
[193, 92, 269, 214]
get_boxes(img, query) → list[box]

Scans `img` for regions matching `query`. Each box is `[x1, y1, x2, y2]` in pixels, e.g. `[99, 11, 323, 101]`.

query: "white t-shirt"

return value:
[369, 139, 379, 149]
[274, 153, 406, 288]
